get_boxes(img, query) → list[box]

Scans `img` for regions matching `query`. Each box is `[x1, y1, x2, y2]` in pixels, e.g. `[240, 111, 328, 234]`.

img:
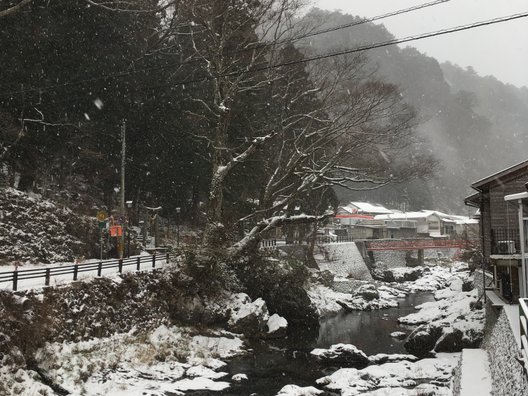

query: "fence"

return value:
[521, 298, 528, 376]
[491, 228, 521, 254]
[0, 253, 169, 291]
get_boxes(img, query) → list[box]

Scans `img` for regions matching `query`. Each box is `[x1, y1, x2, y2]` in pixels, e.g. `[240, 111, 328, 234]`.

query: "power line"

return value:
[2, 8, 527, 101]
[120, 10, 528, 92]
[287, 0, 450, 44]
[0, 0, 450, 99]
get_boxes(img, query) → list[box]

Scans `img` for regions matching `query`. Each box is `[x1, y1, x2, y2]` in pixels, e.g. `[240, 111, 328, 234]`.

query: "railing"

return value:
[260, 236, 355, 247]
[365, 239, 470, 251]
[491, 228, 521, 254]
[520, 298, 528, 376]
[0, 253, 169, 291]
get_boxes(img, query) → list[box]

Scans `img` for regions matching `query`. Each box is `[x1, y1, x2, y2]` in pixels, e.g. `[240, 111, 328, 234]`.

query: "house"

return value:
[334, 202, 394, 239]
[375, 211, 443, 238]
[465, 159, 528, 301]
[335, 202, 393, 225]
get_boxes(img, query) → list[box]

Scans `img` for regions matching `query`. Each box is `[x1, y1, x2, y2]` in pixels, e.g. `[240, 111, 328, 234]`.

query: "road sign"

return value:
[97, 211, 107, 222]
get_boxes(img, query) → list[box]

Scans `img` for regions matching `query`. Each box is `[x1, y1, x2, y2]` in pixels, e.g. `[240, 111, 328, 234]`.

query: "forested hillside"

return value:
[300, 9, 528, 211]
[0, 0, 436, 254]
[2, 1, 526, 245]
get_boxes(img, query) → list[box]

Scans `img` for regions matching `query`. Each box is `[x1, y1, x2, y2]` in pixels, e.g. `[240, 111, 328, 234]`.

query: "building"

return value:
[465, 159, 528, 302]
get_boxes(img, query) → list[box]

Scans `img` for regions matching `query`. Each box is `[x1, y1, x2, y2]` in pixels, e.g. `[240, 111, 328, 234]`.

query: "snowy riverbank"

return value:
[0, 257, 483, 395]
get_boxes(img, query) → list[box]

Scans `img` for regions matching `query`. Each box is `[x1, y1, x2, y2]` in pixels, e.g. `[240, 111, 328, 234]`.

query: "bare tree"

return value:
[161, 0, 436, 258]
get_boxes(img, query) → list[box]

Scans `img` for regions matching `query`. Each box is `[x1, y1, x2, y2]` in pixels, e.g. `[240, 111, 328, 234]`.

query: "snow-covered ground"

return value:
[1, 237, 481, 396]
[1, 325, 247, 396]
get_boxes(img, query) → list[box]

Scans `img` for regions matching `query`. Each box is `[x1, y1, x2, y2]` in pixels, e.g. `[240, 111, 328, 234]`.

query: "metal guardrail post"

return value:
[152, 254, 156, 268]
[520, 298, 528, 376]
[137, 257, 141, 271]
[118, 259, 123, 273]
[12, 270, 18, 291]
[73, 264, 78, 281]
[45, 268, 50, 286]
[98, 261, 102, 277]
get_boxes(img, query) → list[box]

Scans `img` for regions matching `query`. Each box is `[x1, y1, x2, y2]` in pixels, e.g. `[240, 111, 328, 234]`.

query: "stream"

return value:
[184, 292, 435, 396]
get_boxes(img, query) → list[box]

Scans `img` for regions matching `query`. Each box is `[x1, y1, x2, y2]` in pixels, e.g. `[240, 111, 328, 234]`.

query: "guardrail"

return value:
[520, 298, 528, 375]
[0, 253, 169, 291]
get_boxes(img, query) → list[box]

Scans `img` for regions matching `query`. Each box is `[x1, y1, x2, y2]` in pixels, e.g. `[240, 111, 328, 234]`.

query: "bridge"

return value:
[365, 239, 471, 251]
[261, 238, 474, 251]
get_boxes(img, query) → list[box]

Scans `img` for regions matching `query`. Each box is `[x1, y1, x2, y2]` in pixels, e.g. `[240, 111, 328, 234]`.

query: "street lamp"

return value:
[176, 207, 181, 247]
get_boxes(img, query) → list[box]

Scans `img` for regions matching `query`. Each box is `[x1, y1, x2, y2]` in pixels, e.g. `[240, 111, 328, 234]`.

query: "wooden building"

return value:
[465, 159, 528, 302]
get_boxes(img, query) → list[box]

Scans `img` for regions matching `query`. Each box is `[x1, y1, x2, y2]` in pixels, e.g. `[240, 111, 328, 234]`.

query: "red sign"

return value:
[109, 225, 123, 237]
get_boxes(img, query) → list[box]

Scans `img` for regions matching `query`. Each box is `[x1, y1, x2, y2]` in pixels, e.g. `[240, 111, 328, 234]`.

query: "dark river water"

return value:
[184, 292, 434, 396]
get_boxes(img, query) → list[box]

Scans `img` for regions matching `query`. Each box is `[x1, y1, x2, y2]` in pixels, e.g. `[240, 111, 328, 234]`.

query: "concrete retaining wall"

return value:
[482, 305, 528, 396]
[316, 242, 372, 280]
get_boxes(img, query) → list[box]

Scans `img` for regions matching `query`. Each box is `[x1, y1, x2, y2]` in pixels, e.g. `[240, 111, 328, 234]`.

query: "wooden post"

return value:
[45, 268, 50, 286]
[166, 252, 169, 265]
[152, 253, 156, 268]
[13, 270, 18, 291]
[417, 249, 424, 266]
[137, 257, 141, 271]
[98, 261, 102, 277]
[73, 264, 78, 281]
[118, 259, 123, 273]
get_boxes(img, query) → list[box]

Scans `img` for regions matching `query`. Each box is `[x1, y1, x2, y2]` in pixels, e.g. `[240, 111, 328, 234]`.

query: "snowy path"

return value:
[0, 252, 170, 292]
[459, 349, 492, 396]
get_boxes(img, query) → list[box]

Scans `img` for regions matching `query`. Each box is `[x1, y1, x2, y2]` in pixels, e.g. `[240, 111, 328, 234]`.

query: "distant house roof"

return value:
[341, 202, 393, 215]
[464, 192, 480, 208]
[471, 159, 528, 191]
[375, 211, 437, 221]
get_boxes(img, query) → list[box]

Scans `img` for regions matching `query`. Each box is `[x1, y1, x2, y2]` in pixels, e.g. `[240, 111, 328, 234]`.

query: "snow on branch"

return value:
[229, 210, 334, 256]
[0, 0, 32, 17]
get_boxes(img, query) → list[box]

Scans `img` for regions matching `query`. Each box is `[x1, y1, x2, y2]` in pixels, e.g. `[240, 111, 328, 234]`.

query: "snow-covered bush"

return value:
[0, 188, 99, 264]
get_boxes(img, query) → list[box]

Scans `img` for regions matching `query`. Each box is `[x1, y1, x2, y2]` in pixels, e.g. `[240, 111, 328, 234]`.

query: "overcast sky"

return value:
[309, 0, 528, 88]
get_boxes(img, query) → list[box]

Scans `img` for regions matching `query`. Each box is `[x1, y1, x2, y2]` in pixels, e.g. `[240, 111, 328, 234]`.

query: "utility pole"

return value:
[121, 119, 126, 213]
[118, 119, 126, 259]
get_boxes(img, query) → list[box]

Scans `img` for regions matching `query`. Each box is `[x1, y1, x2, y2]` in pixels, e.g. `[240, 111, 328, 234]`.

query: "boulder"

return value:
[311, 343, 370, 368]
[353, 284, 379, 301]
[390, 331, 407, 340]
[227, 296, 269, 336]
[434, 327, 482, 352]
[404, 325, 443, 357]
[371, 267, 423, 283]
[312, 270, 335, 287]
[367, 353, 419, 365]
[264, 313, 288, 338]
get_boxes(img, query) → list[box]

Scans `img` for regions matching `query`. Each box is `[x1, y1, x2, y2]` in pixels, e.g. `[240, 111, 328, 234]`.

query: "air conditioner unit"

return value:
[497, 240, 515, 254]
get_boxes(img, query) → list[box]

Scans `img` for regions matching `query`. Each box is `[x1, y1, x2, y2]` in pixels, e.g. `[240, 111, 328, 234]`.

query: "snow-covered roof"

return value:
[375, 211, 478, 225]
[375, 211, 438, 221]
[471, 158, 528, 191]
[342, 202, 393, 215]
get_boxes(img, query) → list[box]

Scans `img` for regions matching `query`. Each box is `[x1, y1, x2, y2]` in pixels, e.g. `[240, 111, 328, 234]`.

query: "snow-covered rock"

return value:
[316, 353, 459, 395]
[390, 331, 407, 340]
[368, 353, 418, 365]
[265, 313, 288, 338]
[401, 289, 484, 356]
[372, 267, 424, 283]
[226, 293, 270, 335]
[231, 373, 248, 382]
[276, 384, 323, 395]
[311, 343, 369, 368]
